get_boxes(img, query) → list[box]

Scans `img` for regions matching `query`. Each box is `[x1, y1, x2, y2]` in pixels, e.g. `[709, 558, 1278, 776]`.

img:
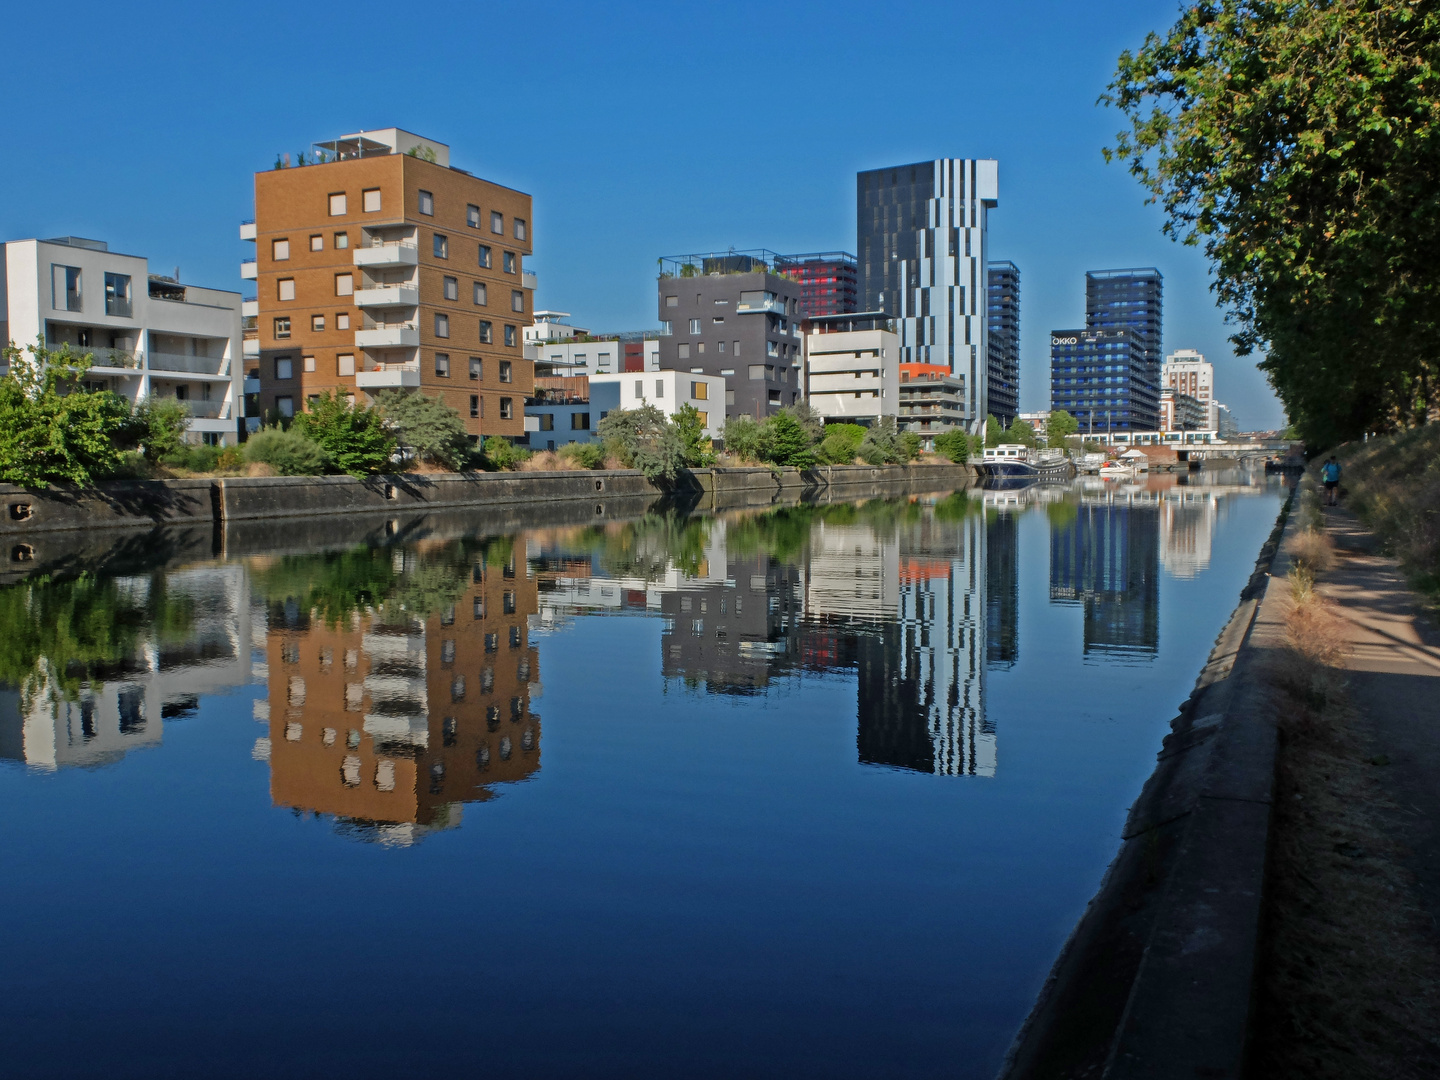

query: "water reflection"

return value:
[250, 539, 540, 845]
[0, 468, 1277, 818]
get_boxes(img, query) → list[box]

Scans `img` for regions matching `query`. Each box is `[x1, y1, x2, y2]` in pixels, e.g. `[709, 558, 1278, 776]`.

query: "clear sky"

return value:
[0, 0, 1285, 430]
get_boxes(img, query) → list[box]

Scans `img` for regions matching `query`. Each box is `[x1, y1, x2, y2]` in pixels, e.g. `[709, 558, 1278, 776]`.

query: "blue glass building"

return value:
[1049, 268, 1163, 435]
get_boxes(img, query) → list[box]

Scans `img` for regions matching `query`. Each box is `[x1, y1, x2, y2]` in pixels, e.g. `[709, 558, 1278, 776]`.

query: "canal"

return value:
[0, 470, 1286, 1079]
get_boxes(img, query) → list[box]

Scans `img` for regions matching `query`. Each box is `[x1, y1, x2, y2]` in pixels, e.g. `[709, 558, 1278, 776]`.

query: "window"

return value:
[692, 381, 708, 400]
[748, 365, 765, 380]
[435, 353, 450, 377]
[510, 626, 521, 648]
[511, 289, 524, 312]
[504, 325, 516, 347]
[336, 312, 351, 330]
[433, 233, 448, 259]
[277, 395, 294, 417]
[503, 251, 516, 274]
[469, 395, 480, 418]
[713, 316, 724, 324]
[334, 273, 352, 297]
[514, 218, 527, 241]
[443, 275, 458, 301]
[665, 295, 678, 308]
[635, 380, 644, 397]
[499, 397, 513, 419]
[677, 343, 690, 359]
[338, 354, 355, 376]
[479, 320, 493, 344]
[538, 413, 554, 431]
[326, 193, 347, 216]
[309, 235, 324, 252]
[311, 314, 325, 332]
[689, 319, 701, 334]
[718, 341, 726, 353]
[571, 412, 590, 430]
[272, 238, 290, 261]
[656, 380, 665, 398]
[491, 210, 504, 234]
[303, 356, 316, 373]
[418, 190, 434, 216]
[473, 282, 487, 305]
[733, 340, 740, 356]
[274, 317, 291, 339]
[275, 357, 293, 379]
[334, 231, 349, 250]
[52, 265, 82, 311]
[478, 245, 492, 268]
[467, 204, 481, 228]
[362, 188, 381, 213]
[499, 360, 512, 383]
[434, 313, 449, 338]
[278, 278, 295, 302]
[697, 342, 706, 354]
[469, 357, 481, 380]
[97, 272, 131, 317]
[659, 320, 672, 335]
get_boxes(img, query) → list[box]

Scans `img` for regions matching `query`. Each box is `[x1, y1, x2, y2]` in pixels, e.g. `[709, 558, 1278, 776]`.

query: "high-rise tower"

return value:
[857, 159, 998, 433]
[986, 261, 1020, 428]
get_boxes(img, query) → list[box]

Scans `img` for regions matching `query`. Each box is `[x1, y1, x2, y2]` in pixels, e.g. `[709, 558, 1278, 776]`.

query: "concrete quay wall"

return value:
[0, 463, 979, 537]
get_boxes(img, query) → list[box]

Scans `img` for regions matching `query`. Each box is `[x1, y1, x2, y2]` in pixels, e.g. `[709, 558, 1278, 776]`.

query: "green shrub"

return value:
[482, 436, 530, 470]
[757, 412, 817, 468]
[161, 443, 222, 472]
[133, 398, 191, 463]
[899, 431, 922, 461]
[672, 404, 716, 468]
[558, 441, 606, 470]
[244, 427, 330, 475]
[858, 416, 906, 465]
[374, 389, 473, 471]
[932, 430, 970, 463]
[721, 415, 763, 461]
[817, 423, 865, 464]
[293, 390, 395, 476]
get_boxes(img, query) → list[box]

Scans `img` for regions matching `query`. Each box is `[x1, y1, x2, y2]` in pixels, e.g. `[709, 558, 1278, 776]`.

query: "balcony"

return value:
[353, 242, 419, 269]
[76, 347, 139, 370]
[244, 377, 261, 394]
[240, 221, 256, 242]
[354, 284, 419, 309]
[148, 352, 228, 376]
[242, 299, 259, 318]
[522, 270, 537, 291]
[356, 364, 421, 389]
[243, 339, 261, 358]
[176, 401, 230, 420]
[241, 259, 258, 280]
[355, 323, 419, 348]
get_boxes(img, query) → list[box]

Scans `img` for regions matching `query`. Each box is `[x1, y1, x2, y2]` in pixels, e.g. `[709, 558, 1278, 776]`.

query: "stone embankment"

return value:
[0, 463, 978, 536]
[1002, 487, 1297, 1080]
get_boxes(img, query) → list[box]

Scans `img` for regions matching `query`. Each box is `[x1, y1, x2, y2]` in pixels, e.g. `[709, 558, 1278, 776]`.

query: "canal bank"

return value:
[0, 463, 978, 536]
[1002, 484, 1297, 1080]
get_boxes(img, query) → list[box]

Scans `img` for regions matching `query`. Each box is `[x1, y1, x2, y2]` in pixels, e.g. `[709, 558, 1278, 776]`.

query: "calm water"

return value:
[0, 471, 1285, 1079]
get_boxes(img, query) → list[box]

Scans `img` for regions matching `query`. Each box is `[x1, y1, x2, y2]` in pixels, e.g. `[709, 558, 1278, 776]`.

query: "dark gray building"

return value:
[856, 159, 999, 434]
[986, 262, 1020, 428]
[656, 251, 804, 421]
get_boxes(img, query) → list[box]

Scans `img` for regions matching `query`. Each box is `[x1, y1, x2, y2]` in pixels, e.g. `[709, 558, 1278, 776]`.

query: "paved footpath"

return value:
[1320, 505, 1440, 937]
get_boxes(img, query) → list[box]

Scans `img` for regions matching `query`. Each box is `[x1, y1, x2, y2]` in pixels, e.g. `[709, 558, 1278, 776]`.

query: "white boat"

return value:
[1097, 460, 1136, 478]
[978, 444, 1074, 481]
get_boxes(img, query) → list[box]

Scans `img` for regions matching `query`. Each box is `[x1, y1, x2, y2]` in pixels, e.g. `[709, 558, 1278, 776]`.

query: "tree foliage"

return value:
[1047, 409, 1080, 448]
[0, 340, 138, 487]
[758, 410, 817, 468]
[244, 426, 331, 475]
[374, 389, 473, 471]
[1103, 0, 1440, 445]
[598, 404, 712, 483]
[132, 397, 191, 464]
[932, 429, 971, 463]
[817, 423, 866, 464]
[293, 390, 395, 475]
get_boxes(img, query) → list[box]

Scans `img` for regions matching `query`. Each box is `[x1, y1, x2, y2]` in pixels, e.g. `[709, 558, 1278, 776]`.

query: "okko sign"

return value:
[1051, 336, 1078, 346]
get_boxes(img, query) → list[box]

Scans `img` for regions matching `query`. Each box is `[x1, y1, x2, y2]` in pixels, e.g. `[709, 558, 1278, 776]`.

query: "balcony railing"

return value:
[178, 401, 229, 419]
[148, 352, 228, 375]
[69, 346, 140, 369]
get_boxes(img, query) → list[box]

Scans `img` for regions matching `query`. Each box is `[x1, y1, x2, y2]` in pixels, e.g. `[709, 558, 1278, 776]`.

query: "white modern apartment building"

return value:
[1162, 349, 1224, 431]
[593, 371, 725, 439]
[526, 311, 661, 376]
[0, 237, 243, 444]
[803, 313, 898, 425]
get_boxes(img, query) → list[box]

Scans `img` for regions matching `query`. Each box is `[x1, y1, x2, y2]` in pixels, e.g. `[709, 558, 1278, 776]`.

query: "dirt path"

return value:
[1320, 506, 1440, 937]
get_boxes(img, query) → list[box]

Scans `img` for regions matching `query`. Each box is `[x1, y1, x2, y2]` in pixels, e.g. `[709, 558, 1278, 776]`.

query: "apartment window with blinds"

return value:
[278, 278, 295, 301]
[328, 193, 346, 216]
[273, 317, 291, 339]
[275, 357, 293, 380]
[362, 189, 381, 213]
[467, 204, 481, 228]
[499, 397, 512, 419]
[514, 218, 527, 241]
[433, 233, 448, 259]
[478, 245, 492, 269]
[272, 238, 290, 261]
[691, 381, 708, 400]
[337, 354, 355, 376]
[54, 265, 82, 311]
[571, 412, 590, 430]
[311, 314, 325, 331]
[434, 313, 449, 338]
[499, 361, 512, 383]
[503, 251, 516, 274]
[470, 395, 480, 418]
[491, 211, 504, 234]
[473, 282, 487, 305]
[479, 321, 492, 344]
[435, 353, 450, 377]
[334, 273, 353, 297]
[469, 357, 481, 380]
[309, 235, 323, 252]
[503, 325, 516, 347]
[511, 289, 524, 312]
[418, 190, 434, 216]
[443, 276, 458, 301]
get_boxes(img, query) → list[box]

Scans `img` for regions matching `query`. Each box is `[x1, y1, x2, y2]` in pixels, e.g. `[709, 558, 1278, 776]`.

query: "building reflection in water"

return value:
[254, 542, 540, 846]
[0, 566, 252, 770]
[1050, 502, 1162, 662]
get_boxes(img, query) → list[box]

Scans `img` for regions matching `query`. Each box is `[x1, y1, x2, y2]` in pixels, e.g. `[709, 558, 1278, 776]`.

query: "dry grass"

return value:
[1338, 425, 1440, 599]
[1249, 565, 1440, 1079]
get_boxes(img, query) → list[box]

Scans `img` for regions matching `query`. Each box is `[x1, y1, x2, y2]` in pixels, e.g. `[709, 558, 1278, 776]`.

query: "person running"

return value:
[1321, 456, 1342, 506]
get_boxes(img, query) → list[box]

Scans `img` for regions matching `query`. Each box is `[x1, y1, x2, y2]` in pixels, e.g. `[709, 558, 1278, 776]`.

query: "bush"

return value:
[721, 415, 763, 461]
[672, 404, 716, 468]
[482, 436, 529, 471]
[132, 398, 191, 463]
[558, 441, 605, 470]
[932, 429, 970, 463]
[899, 431, 922, 461]
[218, 445, 244, 471]
[817, 423, 866, 464]
[374, 389, 473, 471]
[292, 390, 395, 476]
[244, 427, 330, 475]
[161, 443, 222, 472]
[757, 411, 817, 468]
[596, 406, 689, 483]
[858, 416, 907, 465]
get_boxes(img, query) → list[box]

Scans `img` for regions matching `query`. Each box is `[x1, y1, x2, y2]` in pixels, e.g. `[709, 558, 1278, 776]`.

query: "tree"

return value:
[984, 413, 1002, 448]
[817, 423, 866, 464]
[293, 390, 395, 475]
[721, 415, 763, 461]
[1103, 0, 1440, 446]
[1048, 409, 1080, 448]
[244, 427, 330, 475]
[932, 429, 970, 463]
[0, 340, 137, 487]
[1005, 419, 1037, 448]
[597, 405, 688, 483]
[758, 411, 817, 468]
[671, 404, 716, 468]
[132, 397, 190, 463]
[374, 389, 473, 471]
[858, 416, 906, 465]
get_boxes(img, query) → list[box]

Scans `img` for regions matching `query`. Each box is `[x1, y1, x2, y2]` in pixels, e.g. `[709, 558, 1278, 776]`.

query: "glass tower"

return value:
[986, 261, 1021, 428]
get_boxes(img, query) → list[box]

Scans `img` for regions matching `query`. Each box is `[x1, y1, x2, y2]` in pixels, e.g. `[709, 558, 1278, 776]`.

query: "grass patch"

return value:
[1335, 425, 1440, 602]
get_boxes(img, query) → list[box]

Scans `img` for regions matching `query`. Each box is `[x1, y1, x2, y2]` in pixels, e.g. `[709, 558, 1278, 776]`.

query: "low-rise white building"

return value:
[526, 311, 662, 376]
[0, 236, 243, 444]
[803, 313, 898, 425]
[592, 371, 725, 440]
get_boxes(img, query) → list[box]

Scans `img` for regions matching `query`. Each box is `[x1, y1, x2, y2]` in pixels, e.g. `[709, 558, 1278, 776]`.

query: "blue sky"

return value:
[0, 0, 1284, 429]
